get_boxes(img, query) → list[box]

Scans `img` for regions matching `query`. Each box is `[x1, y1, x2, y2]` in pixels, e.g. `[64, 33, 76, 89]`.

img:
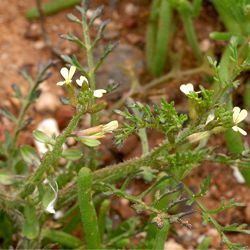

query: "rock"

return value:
[33, 40, 45, 50]
[103, 22, 121, 40]
[95, 43, 145, 99]
[207, 228, 221, 248]
[125, 3, 139, 17]
[103, 30, 120, 40]
[200, 39, 211, 52]
[55, 106, 74, 130]
[36, 92, 60, 112]
[25, 23, 41, 40]
[164, 239, 184, 250]
[34, 118, 61, 156]
[126, 33, 143, 45]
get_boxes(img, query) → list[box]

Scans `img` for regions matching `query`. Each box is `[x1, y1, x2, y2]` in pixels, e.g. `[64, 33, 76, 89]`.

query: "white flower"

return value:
[45, 180, 58, 214]
[103, 120, 119, 133]
[232, 107, 248, 136]
[205, 112, 215, 125]
[180, 83, 194, 95]
[76, 75, 88, 87]
[93, 89, 107, 98]
[56, 66, 76, 86]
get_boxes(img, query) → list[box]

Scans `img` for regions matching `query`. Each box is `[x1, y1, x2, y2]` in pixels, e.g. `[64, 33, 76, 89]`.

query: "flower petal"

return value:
[232, 167, 245, 184]
[180, 83, 194, 95]
[237, 109, 248, 124]
[60, 67, 69, 80]
[45, 180, 58, 214]
[68, 66, 76, 80]
[237, 127, 247, 136]
[186, 83, 194, 92]
[180, 84, 188, 95]
[232, 125, 239, 132]
[232, 107, 241, 123]
[56, 81, 65, 86]
[76, 76, 88, 87]
[94, 89, 107, 98]
[103, 120, 119, 133]
[232, 125, 247, 136]
[205, 113, 215, 125]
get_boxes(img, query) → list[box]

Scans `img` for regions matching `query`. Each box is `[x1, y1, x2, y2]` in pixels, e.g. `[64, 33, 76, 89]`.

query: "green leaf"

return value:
[88, 6, 104, 27]
[11, 83, 23, 99]
[42, 229, 82, 249]
[61, 55, 88, 75]
[20, 145, 40, 167]
[67, 13, 81, 24]
[197, 236, 212, 250]
[0, 108, 16, 122]
[22, 206, 39, 240]
[152, 219, 170, 250]
[33, 130, 52, 144]
[199, 174, 211, 197]
[77, 138, 101, 147]
[62, 148, 83, 161]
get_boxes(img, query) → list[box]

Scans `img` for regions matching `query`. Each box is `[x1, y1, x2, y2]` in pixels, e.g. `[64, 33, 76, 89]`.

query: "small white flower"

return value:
[205, 112, 215, 125]
[56, 66, 76, 86]
[53, 211, 64, 220]
[45, 180, 58, 214]
[180, 83, 194, 95]
[103, 120, 119, 133]
[76, 75, 88, 87]
[232, 107, 248, 136]
[93, 89, 107, 98]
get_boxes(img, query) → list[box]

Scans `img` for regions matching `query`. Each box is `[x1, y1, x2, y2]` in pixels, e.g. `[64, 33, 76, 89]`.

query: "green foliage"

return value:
[146, 0, 173, 76]
[146, 0, 203, 76]
[1, 2, 250, 250]
[115, 100, 187, 144]
[26, 0, 81, 20]
[77, 167, 101, 249]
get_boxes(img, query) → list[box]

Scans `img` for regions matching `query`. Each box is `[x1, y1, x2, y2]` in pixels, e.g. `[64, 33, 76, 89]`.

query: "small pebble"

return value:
[164, 239, 184, 250]
[125, 3, 139, 17]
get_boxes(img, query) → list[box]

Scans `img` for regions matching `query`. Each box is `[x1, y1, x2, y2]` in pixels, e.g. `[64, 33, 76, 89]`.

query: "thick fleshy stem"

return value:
[78, 167, 102, 249]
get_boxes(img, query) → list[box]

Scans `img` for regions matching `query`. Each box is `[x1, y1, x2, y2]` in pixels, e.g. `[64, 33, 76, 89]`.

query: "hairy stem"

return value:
[82, 14, 98, 169]
[20, 109, 85, 198]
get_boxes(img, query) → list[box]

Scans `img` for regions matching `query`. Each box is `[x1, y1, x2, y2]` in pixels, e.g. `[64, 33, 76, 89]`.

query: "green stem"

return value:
[77, 167, 102, 249]
[181, 182, 235, 249]
[20, 109, 84, 198]
[42, 229, 83, 249]
[82, 14, 98, 169]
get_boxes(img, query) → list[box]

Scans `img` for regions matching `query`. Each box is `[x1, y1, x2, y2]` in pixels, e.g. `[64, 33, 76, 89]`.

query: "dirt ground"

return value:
[0, 0, 249, 249]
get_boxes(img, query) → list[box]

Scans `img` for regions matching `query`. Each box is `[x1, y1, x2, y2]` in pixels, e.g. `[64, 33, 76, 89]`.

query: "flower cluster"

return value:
[180, 83, 248, 136]
[56, 66, 107, 98]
